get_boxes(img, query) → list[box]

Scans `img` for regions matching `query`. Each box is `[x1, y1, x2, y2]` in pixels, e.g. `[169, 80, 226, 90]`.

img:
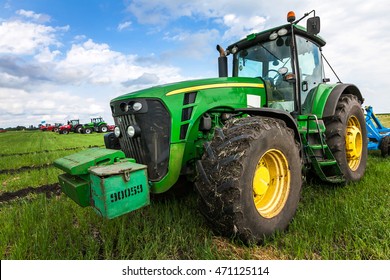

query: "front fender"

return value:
[310, 83, 363, 118]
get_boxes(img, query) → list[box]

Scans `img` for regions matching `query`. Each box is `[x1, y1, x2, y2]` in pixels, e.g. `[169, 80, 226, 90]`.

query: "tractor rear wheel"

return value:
[324, 94, 367, 182]
[195, 116, 302, 243]
[75, 125, 82, 133]
[380, 136, 390, 157]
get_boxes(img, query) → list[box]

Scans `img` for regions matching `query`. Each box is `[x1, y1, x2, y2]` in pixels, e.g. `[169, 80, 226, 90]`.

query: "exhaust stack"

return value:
[216, 45, 228, 77]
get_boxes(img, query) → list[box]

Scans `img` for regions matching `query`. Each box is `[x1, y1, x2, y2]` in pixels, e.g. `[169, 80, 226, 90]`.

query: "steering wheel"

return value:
[265, 69, 283, 87]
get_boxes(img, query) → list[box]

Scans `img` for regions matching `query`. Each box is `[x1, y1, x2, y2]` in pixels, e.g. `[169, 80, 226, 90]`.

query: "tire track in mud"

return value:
[0, 163, 54, 175]
[0, 183, 61, 203]
[0, 145, 104, 157]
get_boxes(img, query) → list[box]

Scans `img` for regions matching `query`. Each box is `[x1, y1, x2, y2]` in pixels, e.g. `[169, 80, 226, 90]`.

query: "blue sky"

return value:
[0, 0, 389, 128]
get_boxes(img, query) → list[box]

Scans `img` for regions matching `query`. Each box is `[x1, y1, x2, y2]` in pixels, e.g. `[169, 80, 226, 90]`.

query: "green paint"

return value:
[53, 148, 125, 175]
[58, 173, 90, 207]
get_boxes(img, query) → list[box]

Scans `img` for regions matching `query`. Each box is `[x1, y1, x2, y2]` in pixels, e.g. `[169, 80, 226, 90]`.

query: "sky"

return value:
[0, 0, 389, 128]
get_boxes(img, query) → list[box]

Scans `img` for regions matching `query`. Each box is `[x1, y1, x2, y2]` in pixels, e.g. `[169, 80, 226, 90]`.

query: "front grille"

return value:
[113, 99, 171, 181]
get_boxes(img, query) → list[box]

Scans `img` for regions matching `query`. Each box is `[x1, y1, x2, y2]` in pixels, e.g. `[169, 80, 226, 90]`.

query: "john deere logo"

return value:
[110, 184, 144, 203]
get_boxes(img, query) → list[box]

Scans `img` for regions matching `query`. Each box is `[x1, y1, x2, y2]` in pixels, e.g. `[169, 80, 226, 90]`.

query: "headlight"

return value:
[120, 102, 129, 112]
[114, 126, 121, 137]
[132, 102, 143, 111]
[127, 126, 135, 137]
[126, 125, 141, 138]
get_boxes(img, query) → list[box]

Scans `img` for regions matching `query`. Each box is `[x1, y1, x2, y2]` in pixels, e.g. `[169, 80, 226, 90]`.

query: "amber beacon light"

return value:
[287, 11, 296, 23]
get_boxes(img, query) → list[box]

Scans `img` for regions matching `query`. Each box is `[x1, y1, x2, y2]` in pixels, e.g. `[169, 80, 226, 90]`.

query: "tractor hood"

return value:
[111, 77, 264, 102]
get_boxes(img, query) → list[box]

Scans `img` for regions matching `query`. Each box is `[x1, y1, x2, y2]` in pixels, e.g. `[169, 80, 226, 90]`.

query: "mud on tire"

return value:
[195, 116, 302, 243]
[324, 94, 367, 181]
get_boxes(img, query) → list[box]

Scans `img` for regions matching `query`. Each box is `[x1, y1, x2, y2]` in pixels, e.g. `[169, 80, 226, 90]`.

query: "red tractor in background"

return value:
[107, 124, 115, 132]
[39, 123, 51, 131]
[58, 120, 83, 134]
[46, 123, 63, 132]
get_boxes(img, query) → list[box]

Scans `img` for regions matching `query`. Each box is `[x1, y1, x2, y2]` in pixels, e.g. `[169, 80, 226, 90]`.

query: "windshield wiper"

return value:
[259, 44, 282, 63]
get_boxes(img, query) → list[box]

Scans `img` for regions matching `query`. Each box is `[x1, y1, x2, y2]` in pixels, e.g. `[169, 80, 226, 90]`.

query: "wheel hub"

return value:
[346, 116, 363, 171]
[253, 149, 290, 219]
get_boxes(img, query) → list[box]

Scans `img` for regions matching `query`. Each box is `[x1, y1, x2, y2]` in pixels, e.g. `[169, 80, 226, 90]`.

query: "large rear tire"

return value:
[324, 94, 367, 182]
[195, 116, 302, 243]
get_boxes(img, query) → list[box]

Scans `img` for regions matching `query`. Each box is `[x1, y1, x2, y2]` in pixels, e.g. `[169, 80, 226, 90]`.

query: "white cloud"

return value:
[0, 86, 107, 127]
[0, 10, 185, 127]
[16, 9, 51, 23]
[163, 28, 220, 60]
[221, 14, 267, 40]
[0, 20, 68, 55]
[54, 38, 182, 86]
[117, 21, 132, 31]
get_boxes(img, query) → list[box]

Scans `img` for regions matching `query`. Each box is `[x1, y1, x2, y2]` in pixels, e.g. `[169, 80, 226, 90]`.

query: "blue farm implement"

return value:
[365, 106, 390, 157]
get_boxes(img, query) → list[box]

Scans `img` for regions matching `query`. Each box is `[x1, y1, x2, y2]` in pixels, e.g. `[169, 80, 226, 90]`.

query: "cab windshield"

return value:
[233, 36, 294, 111]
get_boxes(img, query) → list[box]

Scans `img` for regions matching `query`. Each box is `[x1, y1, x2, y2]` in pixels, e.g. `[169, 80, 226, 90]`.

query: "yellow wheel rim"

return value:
[253, 149, 290, 219]
[345, 116, 363, 171]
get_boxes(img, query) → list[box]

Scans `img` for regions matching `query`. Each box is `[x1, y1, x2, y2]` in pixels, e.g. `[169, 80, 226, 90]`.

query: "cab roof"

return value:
[226, 24, 326, 54]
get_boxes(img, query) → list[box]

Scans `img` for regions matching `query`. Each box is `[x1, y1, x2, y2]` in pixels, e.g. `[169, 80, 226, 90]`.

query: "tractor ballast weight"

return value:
[54, 11, 367, 243]
[365, 106, 390, 157]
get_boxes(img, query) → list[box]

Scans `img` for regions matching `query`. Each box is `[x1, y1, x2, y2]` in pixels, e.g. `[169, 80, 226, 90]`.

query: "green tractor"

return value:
[81, 117, 109, 134]
[54, 11, 367, 243]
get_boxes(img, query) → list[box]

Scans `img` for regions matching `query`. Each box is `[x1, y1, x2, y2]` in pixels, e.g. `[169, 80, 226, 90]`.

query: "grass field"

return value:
[377, 114, 390, 127]
[0, 126, 389, 260]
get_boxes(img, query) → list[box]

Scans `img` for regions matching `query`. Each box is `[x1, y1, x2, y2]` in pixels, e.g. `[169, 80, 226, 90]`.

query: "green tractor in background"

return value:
[54, 11, 367, 243]
[81, 117, 109, 134]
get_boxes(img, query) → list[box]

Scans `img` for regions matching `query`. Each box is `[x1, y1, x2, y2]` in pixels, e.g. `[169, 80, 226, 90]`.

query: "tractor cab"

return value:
[91, 117, 104, 124]
[69, 119, 80, 126]
[225, 11, 326, 113]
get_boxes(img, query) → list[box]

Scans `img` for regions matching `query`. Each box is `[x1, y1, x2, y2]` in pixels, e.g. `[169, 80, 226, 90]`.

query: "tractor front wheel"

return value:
[84, 128, 92, 134]
[99, 125, 108, 133]
[195, 116, 302, 243]
[324, 94, 367, 181]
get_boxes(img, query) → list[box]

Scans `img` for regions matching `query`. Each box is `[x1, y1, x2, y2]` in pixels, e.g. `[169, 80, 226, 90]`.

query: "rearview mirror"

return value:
[307, 16, 320, 35]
